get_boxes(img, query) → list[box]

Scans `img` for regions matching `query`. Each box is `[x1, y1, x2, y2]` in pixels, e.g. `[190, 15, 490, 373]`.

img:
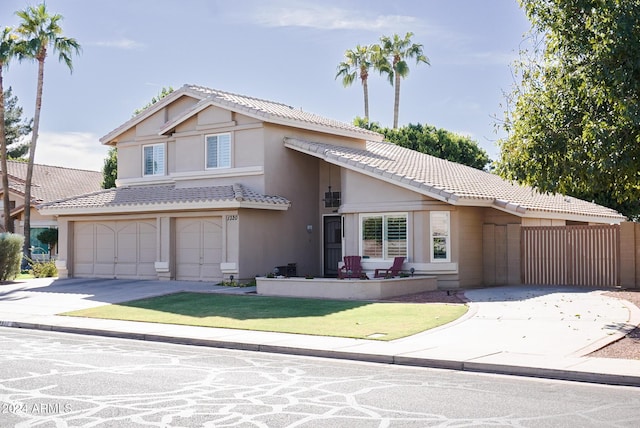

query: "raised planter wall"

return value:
[256, 276, 438, 300]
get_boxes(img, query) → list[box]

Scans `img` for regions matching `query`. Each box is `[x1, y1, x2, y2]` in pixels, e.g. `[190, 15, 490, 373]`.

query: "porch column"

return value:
[221, 213, 239, 280]
[54, 218, 70, 278]
[154, 216, 174, 280]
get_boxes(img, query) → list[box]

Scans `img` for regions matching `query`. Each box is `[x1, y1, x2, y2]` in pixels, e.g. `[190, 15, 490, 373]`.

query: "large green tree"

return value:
[335, 45, 373, 120]
[0, 27, 16, 232]
[376, 32, 429, 129]
[355, 118, 490, 170]
[497, 0, 640, 218]
[15, 3, 80, 258]
[101, 147, 117, 189]
[4, 87, 32, 158]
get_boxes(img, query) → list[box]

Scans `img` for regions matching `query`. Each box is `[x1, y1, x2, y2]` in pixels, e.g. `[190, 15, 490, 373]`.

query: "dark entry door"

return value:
[323, 216, 342, 277]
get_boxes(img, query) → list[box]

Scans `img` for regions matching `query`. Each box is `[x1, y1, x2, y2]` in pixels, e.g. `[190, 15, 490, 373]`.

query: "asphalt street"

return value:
[1, 328, 639, 427]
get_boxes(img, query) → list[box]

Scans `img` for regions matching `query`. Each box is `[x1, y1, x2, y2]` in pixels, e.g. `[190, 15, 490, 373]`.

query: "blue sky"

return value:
[2, 0, 531, 172]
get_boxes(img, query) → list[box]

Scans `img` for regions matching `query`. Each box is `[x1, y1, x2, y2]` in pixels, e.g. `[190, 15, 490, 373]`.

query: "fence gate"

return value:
[521, 225, 620, 286]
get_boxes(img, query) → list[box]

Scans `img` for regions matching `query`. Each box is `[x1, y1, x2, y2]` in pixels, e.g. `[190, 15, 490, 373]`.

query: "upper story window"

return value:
[430, 211, 450, 262]
[206, 133, 231, 169]
[143, 143, 165, 176]
[360, 213, 407, 260]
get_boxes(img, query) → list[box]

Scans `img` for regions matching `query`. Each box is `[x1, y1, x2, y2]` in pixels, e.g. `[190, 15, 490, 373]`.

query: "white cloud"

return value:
[250, 3, 420, 32]
[89, 38, 145, 50]
[34, 132, 109, 172]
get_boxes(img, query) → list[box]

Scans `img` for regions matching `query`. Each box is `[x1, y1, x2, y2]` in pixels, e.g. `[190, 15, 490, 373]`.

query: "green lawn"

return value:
[62, 292, 468, 341]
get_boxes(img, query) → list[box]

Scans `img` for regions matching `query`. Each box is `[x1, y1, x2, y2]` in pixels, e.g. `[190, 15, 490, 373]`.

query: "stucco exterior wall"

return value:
[238, 208, 318, 279]
[457, 206, 485, 287]
[258, 125, 322, 276]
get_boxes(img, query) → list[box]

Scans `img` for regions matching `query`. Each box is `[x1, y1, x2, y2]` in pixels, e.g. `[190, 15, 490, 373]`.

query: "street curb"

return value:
[4, 321, 640, 388]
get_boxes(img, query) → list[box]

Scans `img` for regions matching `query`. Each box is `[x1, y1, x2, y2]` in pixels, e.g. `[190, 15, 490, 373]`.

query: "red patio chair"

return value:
[374, 256, 405, 278]
[338, 256, 363, 279]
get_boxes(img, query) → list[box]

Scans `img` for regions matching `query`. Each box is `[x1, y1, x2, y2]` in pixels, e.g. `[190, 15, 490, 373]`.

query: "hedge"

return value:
[0, 233, 24, 281]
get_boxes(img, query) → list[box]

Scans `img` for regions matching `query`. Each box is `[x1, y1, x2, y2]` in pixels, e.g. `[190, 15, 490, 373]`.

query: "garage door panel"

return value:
[116, 222, 138, 261]
[74, 223, 95, 264]
[95, 224, 116, 265]
[138, 222, 156, 263]
[201, 265, 222, 279]
[73, 263, 95, 276]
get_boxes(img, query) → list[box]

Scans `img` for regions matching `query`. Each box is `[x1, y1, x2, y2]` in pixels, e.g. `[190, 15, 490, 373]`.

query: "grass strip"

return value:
[62, 292, 468, 341]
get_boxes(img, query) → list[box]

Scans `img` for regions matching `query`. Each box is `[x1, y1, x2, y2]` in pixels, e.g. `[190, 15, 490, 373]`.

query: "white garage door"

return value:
[176, 217, 223, 281]
[74, 220, 157, 279]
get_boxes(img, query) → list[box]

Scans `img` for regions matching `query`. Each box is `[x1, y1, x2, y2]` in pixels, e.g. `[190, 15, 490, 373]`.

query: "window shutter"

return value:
[144, 146, 153, 175]
[154, 145, 165, 174]
[362, 216, 383, 258]
[385, 216, 407, 258]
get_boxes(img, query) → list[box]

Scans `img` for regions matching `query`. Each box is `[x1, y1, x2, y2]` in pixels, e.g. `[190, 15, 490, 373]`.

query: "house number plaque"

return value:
[226, 215, 238, 221]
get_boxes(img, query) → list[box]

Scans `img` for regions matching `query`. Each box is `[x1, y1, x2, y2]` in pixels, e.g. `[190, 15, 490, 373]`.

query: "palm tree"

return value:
[336, 44, 373, 120]
[0, 27, 17, 233]
[15, 3, 80, 258]
[376, 32, 430, 129]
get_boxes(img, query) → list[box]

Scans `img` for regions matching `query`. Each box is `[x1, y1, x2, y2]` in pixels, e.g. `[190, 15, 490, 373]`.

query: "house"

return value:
[38, 84, 625, 287]
[0, 160, 103, 258]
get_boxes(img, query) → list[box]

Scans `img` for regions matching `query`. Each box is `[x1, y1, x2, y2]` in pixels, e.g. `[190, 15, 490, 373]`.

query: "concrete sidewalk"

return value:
[1, 278, 639, 386]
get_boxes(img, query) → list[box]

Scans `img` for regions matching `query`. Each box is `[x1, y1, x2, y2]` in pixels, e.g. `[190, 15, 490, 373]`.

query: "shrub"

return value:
[0, 233, 24, 281]
[29, 259, 58, 278]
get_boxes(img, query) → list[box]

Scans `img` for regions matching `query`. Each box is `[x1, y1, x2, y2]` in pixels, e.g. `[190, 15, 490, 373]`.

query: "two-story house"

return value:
[39, 84, 625, 287]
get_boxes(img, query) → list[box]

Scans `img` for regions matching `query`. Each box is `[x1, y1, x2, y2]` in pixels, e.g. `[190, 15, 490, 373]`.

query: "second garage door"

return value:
[176, 217, 223, 281]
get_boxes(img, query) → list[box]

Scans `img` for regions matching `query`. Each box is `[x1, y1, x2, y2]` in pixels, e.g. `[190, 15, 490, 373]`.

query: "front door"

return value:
[323, 215, 342, 277]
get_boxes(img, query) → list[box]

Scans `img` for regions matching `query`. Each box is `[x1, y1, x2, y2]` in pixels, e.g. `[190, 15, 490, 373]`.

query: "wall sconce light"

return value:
[306, 224, 313, 233]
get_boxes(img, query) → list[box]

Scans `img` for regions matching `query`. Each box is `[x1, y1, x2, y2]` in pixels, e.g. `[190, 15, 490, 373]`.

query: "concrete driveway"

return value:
[396, 286, 636, 358]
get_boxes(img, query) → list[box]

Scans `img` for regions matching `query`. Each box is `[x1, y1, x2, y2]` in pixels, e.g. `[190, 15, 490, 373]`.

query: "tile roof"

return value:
[285, 138, 625, 222]
[0, 160, 103, 203]
[101, 84, 383, 144]
[38, 183, 290, 213]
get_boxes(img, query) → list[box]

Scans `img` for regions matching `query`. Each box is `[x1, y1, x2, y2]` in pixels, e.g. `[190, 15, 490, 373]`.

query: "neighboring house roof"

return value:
[38, 183, 291, 215]
[285, 138, 625, 223]
[100, 84, 383, 145]
[0, 160, 103, 204]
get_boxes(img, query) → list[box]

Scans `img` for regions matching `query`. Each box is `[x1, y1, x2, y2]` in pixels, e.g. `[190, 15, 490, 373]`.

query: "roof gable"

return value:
[285, 138, 625, 223]
[101, 84, 383, 144]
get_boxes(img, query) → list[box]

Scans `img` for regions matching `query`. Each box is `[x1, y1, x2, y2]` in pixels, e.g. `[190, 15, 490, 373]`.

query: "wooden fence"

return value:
[521, 225, 620, 286]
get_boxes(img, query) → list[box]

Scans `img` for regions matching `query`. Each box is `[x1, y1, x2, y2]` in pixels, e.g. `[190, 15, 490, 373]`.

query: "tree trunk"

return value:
[363, 78, 369, 121]
[0, 67, 13, 232]
[393, 73, 401, 129]
[23, 58, 45, 260]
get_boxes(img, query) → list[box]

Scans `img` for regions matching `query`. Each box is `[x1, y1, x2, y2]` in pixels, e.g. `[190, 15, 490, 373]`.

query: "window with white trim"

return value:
[206, 133, 231, 169]
[430, 211, 450, 262]
[360, 213, 407, 260]
[143, 144, 165, 176]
